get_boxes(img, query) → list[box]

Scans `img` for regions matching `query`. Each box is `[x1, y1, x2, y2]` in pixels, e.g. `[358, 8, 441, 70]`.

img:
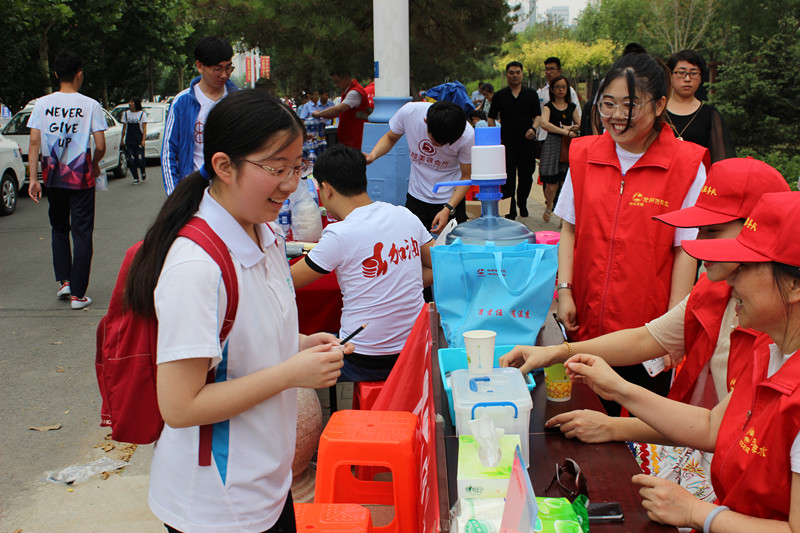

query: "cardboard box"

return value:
[465, 198, 511, 220]
[457, 434, 521, 500]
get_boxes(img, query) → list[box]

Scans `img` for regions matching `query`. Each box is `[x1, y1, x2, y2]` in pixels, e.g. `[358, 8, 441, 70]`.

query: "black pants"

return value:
[404, 193, 467, 233]
[46, 187, 95, 299]
[126, 144, 146, 181]
[502, 139, 538, 216]
[165, 491, 296, 533]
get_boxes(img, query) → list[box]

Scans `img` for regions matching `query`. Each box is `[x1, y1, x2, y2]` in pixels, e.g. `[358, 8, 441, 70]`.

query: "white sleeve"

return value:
[388, 103, 409, 135]
[141, 112, 148, 124]
[673, 163, 707, 246]
[306, 229, 344, 273]
[342, 90, 362, 109]
[120, 111, 128, 124]
[458, 125, 474, 164]
[26, 102, 42, 129]
[791, 430, 800, 473]
[91, 102, 108, 132]
[570, 87, 581, 108]
[552, 170, 576, 223]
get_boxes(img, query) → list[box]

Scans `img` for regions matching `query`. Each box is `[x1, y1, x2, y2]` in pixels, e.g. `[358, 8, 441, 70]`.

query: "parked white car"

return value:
[110, 102, 169, 159]
[0, 134, 27, 215]
[1, 106, 127, 187]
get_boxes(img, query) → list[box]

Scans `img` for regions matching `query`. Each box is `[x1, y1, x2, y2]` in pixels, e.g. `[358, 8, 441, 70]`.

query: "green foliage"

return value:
[736, 148, 800, 191]
[574, 0, 664, 56]
[710, 17, 800, 157]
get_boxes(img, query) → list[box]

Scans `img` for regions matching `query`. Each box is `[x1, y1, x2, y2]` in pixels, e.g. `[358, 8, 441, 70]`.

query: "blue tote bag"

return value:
[431, 239, 558, 348]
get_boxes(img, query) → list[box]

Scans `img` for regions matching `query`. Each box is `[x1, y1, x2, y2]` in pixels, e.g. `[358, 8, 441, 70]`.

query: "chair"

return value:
[315, 410, 420, 533]
[352, 381, 385, 410]
[294, 502, 373, 532]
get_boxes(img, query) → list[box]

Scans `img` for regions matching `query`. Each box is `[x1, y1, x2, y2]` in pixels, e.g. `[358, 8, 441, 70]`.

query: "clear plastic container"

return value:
[446, 206, 537, 245]
[451, 367, 533, 465]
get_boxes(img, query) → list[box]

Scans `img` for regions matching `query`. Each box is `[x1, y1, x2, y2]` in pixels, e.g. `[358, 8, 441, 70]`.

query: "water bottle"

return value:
[304, 176, 319, 205]
[278, 200, 292, 240]
[303, 149, 317, 178]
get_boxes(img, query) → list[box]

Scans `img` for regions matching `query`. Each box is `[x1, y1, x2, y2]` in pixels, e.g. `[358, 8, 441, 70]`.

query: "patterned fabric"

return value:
[630, 442, 716, 502]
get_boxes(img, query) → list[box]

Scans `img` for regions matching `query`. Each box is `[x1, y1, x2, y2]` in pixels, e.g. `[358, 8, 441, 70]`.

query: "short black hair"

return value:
[329, 68, 351, 78]
[130, 97, 143, 111]
[623, 42, 648, 55]
[54, 50, 84, 83]
[319, 89, 329, 95]
[544, 57, 561, 69]
[506, 61, 524, 72]
[314, 144, 367, 197]
[194, 36, 233, 65]
[482, 83, 494, 93]
[469, 109, 487, 121]
[426, 100, 467, 145]
[667, 49, 708, 78]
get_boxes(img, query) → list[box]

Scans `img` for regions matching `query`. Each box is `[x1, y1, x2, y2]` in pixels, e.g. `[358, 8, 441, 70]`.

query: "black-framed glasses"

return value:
[241, 158, 308, 181]
[672, 69, 701, 80]
[543, 458, 589, 501]
[209, 65, 235, 76]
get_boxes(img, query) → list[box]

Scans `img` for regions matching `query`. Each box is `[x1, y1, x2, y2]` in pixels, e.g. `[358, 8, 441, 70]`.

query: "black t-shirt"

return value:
[488, 86, 541, 144]
[545, 102, 577, 127]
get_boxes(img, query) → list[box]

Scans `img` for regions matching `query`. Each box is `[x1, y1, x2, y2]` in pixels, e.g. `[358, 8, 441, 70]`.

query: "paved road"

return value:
[0, 165, 166, 531]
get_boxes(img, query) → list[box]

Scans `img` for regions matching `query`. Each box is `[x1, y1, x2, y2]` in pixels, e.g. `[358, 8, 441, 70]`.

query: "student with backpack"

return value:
[122, 90, 350, 533]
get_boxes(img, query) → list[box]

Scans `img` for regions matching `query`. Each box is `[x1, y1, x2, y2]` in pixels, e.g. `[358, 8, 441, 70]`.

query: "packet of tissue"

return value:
[457, 416, 520, 500]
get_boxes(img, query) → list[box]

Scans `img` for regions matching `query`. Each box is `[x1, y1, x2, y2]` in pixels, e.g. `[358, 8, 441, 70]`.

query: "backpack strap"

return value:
[176, 217, 239, 467]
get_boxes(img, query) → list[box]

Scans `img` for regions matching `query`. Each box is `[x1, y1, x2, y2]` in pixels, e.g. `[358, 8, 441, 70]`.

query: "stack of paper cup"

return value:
[463, 330, 496, 375]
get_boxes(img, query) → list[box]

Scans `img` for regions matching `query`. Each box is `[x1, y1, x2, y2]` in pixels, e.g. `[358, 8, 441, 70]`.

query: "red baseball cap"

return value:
[654, 157, 789, 228]
[682, 192, 800, 266]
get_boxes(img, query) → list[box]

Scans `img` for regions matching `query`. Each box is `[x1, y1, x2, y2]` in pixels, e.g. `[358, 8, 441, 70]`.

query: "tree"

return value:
[643, 0, 716, 54]
[574, 0, 662, 56]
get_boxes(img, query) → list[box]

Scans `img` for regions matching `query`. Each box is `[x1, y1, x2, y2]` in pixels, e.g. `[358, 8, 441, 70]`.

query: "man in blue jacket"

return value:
[161, 37, 238, 195]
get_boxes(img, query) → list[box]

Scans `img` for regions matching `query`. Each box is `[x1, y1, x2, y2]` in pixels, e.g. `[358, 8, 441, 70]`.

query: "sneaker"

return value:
[71, 296, 93, 310]
[133, 179, 140, 185]
[57, 281, 71, 299]
[141, 173, 147, 181]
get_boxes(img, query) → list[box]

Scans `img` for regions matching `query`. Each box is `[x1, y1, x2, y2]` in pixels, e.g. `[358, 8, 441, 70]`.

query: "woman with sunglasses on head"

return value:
[502, 157, 790, 501]
[553, 53, 710, 415]
[539, 75, 581, 223]
[125, 90, 352, 533]
[564, 191, 800, 531]
[666, 50, 736, 164]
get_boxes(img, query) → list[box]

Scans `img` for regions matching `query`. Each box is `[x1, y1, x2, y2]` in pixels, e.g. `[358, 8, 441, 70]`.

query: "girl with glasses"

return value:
[564, 191, 800, 531]
[552, 53, 710, 416]
[125, 90, 352, 533]
[666, 50, 736, 163]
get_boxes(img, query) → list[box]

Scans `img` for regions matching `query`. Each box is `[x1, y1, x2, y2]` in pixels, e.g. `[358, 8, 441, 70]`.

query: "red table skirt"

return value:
[290, 256, 343, 335]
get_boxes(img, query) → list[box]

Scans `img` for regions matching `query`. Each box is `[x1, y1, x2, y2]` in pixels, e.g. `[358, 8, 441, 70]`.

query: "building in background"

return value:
[510, 0, 538, 33]
[544, 5, 571, 25]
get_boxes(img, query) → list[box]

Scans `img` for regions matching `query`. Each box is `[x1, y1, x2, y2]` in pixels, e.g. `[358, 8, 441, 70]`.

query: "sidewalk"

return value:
[2, 187, 560, 533]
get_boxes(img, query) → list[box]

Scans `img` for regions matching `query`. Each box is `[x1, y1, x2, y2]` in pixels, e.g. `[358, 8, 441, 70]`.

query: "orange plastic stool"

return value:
[294, 502, 373, 532]
[352, 381, 385, 410]
[315, 410, 420, 533]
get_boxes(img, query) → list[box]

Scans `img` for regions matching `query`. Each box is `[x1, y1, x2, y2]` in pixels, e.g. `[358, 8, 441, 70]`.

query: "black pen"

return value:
[340, 323, 367, 345]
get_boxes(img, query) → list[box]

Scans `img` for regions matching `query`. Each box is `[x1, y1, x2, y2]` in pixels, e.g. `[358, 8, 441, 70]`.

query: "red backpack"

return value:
[95, 217, 238, 466]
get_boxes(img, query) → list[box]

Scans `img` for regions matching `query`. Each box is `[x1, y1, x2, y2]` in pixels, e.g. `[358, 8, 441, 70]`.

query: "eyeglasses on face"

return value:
[543, 458, 589, 501]
[545, 66, 560, 72]
[208, 64, 235, 76]
[672, 69, 701, 80]
[597, 97, 649, 120]
[241, 158, 308, 181]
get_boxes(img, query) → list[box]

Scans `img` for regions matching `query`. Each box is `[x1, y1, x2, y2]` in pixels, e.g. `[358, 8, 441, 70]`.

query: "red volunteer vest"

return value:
[337, 79, 369, 149]
[711, 341, 800, 520]
[668, 274, 762, 408]
[569, 124, 709, 341]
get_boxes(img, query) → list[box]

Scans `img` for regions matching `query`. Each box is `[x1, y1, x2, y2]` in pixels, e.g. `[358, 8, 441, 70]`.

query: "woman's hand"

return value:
[565, 354, 627, 402]
[285, 343, 344, 389]
[499, 344, 566, 374]
[633, 475, 706, 527]
[545, 409, 618, 443]
[300, 332, 355, 354]
[556, 292, 579, 334]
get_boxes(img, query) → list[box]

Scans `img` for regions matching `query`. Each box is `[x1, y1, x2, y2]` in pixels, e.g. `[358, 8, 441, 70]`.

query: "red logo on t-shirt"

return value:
[418, 139, 437, 156]
[362, 243, 389, 278]
[362, 238, 421, 278]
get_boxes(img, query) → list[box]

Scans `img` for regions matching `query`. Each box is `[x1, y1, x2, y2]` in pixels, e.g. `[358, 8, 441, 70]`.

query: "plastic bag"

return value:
[44, 456, 128, 485]
[289, 178, 322, 242]
[95, 170, 108, 192]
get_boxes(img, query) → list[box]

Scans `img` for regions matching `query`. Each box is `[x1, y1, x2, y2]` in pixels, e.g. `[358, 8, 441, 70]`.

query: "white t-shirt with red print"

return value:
[389, 101, 474, 203]
[307, 202, 433, 355]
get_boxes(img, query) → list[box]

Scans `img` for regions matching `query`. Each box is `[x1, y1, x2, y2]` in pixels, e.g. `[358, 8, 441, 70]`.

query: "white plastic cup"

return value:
[463, 330, 497, 375]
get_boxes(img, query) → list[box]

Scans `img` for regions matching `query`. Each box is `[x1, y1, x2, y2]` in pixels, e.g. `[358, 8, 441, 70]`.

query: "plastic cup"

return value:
[544, 363, 572, 402]
[463, 330, 496, 375]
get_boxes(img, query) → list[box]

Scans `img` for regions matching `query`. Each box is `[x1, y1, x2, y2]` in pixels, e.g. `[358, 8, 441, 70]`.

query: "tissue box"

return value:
[457, 434, 521, 500]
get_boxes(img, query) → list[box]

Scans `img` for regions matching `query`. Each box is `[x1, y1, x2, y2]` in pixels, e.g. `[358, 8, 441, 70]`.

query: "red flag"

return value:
[371, 304, 439, 532]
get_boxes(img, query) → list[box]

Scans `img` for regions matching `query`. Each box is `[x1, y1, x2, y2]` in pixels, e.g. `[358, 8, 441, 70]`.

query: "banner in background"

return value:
[261, 56, 270, 79]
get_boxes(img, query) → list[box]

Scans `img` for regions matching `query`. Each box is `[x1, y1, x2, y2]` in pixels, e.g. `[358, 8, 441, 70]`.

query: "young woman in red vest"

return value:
[501, 157, 790, 501]
[563, 191, 800, 530]
[552, 53, 711, 414]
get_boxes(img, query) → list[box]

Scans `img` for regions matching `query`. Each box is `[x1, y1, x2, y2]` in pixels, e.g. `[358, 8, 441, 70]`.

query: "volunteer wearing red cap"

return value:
[502, 157, 789, 499]
[561, 191, 800, 529]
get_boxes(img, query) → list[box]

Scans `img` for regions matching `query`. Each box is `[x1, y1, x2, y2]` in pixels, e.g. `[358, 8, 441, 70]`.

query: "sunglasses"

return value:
[543, 458, 588, 501]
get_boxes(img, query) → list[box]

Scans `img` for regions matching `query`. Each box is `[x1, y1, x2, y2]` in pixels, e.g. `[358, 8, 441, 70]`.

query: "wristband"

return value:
[703, 505, 729, 533]
[556, 282, 573, 291]
[443, 203, 455, 216]
[562, 341, 573, 358]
